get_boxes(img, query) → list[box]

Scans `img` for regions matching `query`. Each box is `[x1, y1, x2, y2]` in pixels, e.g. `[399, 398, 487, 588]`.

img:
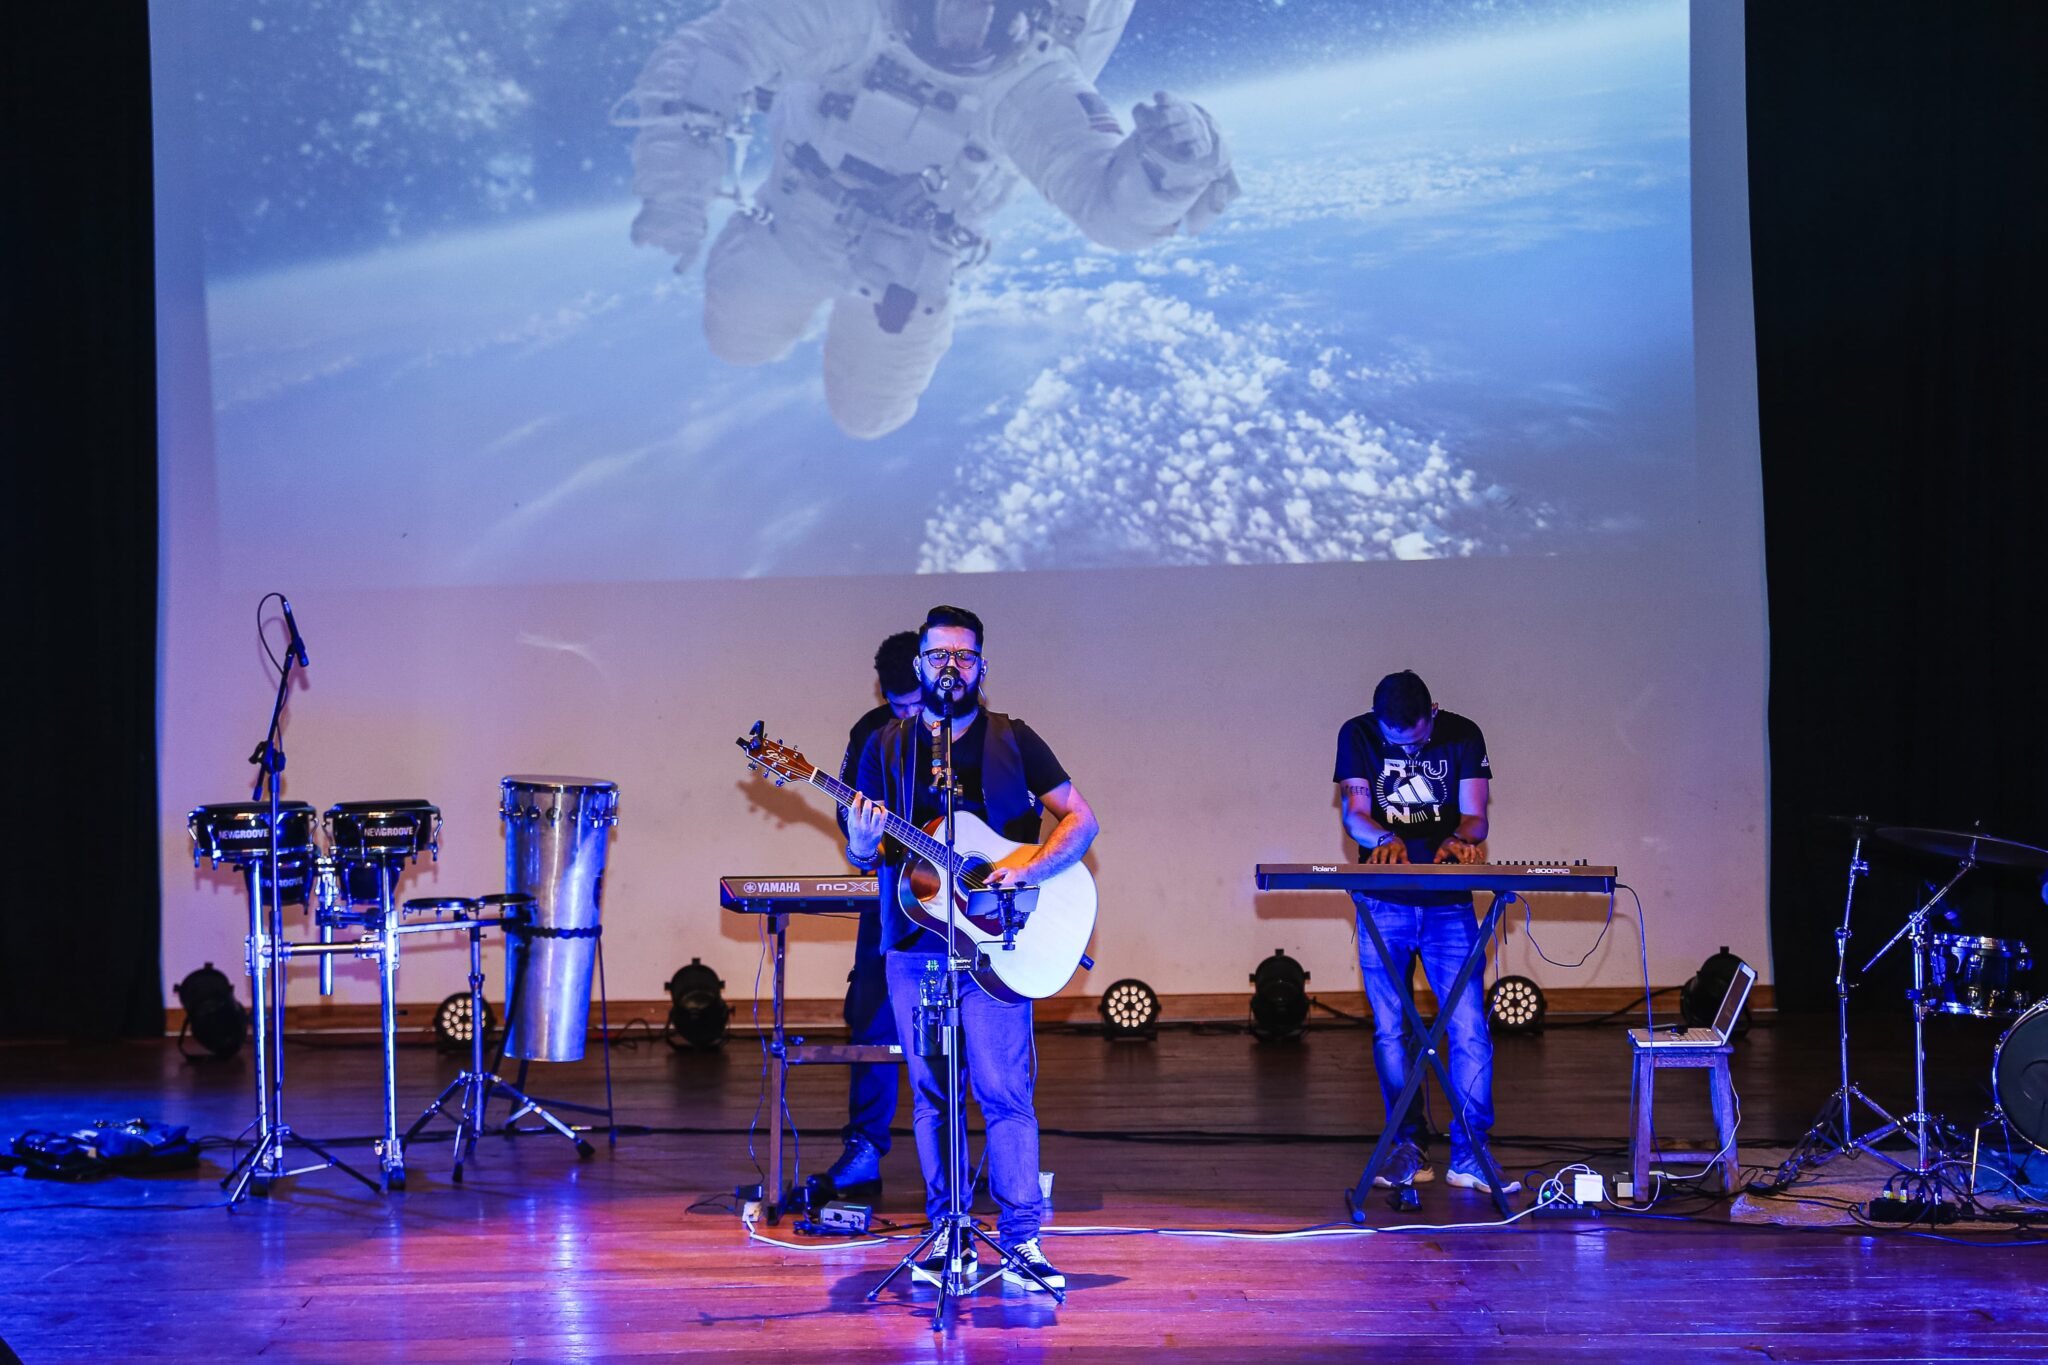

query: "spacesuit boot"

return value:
[823, 294, 955, 440]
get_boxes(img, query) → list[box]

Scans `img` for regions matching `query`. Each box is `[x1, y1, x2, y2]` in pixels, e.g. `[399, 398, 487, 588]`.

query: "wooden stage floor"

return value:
[2, 1015, 2045, 1362]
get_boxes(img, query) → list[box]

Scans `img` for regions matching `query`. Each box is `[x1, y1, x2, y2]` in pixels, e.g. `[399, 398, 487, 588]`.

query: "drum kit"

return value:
[187, 599, 625, 1204]
[1778, 816, 2048, 1201]
[188, 781, 622, 1202]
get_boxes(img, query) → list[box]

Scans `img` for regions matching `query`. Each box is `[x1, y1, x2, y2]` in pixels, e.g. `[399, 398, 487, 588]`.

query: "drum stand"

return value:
[1772, 825, 1909, 1184]
[865, 693, 1063, 1332]
[1845, 854, 1979, 1203]
[221, 635, 377, 1206]
[404, 902, 597, 1173]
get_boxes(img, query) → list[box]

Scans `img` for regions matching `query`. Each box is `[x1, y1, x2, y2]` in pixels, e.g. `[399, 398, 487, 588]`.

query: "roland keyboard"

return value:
[1254, 862, 1617, 895]
[718, 875, 880, 913]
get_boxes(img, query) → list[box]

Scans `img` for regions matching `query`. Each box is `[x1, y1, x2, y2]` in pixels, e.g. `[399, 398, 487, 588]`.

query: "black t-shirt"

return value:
[855, 710, 1070, 951]
[1333, 709, 1492, 899]
[864, 712, 1070, 833]
[836, 703, 897, 841]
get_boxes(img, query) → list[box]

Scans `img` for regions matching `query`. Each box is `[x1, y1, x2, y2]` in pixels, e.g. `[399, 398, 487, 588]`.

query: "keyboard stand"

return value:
[755, 908, 903, 1223]
[1347, 891, 1518, 1221]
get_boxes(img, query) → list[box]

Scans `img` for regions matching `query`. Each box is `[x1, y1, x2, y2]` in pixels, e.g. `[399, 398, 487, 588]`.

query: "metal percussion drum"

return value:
[325, 801, 442, 863]
[500, 775, 619, 1062]
[1993, 1002, 2048, 1153]
[1924, 933, 2033, 1018]
[188, 801, 318, 865]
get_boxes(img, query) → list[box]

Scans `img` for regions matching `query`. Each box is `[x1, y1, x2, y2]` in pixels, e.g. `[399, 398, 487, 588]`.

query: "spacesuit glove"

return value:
[1131, 91, 1228, 190]
[629, 127, 726, 262]
[1180, 167, 1241, 236]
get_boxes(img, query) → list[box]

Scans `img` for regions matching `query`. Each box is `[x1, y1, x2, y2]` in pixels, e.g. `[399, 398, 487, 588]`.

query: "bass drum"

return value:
[1993, 1001, 2048, 1153]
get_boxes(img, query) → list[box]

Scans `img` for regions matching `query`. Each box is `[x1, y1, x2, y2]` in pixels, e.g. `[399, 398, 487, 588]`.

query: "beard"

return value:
[921, 672, 982, 715]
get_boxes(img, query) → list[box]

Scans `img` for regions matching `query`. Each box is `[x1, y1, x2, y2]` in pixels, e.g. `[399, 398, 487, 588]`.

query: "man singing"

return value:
[846, 605, 1098, 1290]
[820, 631, 924, 1196]
[1334, 669, 1518, 1194]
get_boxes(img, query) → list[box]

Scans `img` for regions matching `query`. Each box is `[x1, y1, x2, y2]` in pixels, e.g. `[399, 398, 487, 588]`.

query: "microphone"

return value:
[936, 665, 961, 693]
[280, 596, 310, 667]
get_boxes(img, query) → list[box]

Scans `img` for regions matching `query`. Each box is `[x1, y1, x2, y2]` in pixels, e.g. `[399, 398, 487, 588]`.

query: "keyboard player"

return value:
[1333, 670, 1518, 1194]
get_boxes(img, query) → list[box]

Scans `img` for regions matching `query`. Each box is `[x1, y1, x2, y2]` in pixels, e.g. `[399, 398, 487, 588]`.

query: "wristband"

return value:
[845, 843, 881, 871]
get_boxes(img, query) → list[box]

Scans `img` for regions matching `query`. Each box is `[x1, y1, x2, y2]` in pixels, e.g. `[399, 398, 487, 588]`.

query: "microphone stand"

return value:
[222, 602, 376, 1205]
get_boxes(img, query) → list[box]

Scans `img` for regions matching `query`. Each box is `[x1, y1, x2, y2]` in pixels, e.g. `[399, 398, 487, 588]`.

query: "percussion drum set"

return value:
[187, 598, 623, 1205]
[190, 782, 621, 1201]
[1777, 818, 2048, 1202]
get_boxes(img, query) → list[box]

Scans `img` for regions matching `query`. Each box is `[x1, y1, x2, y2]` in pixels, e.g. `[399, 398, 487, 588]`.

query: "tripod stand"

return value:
[864, 688, 1063, 1331]
[220, 596, 377, 1206]
[1772, 821, 1908, 1184]
[403, 896, 596, 1176]
[1851, 853, 1979, 1201]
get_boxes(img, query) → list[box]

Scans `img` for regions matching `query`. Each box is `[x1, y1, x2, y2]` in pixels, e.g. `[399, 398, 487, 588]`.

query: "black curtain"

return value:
[2, 6, 163, 1038]
[1750, 1, 2048, 1009]
[3, 5, 2042, 1034]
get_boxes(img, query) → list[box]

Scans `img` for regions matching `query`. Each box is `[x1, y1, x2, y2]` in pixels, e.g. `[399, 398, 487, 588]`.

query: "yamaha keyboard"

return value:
[716, 873, 898, 1222]
[718, 875, 879, 912]
[1255, 862, 1617, 895]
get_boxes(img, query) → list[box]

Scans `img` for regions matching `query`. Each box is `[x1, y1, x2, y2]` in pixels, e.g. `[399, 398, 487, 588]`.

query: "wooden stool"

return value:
[1628, 1039, 1739, 1194]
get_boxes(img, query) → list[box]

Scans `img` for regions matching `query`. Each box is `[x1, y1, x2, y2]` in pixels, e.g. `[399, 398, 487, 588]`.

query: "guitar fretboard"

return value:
[808, 770, 975, 881]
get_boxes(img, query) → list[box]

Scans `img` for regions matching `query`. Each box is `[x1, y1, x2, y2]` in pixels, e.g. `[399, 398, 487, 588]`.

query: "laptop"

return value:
[1630, 961, 1757, 1048]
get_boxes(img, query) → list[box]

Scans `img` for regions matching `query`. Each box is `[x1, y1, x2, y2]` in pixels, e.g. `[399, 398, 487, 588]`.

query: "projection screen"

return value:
[151, 0, 1766, 1014]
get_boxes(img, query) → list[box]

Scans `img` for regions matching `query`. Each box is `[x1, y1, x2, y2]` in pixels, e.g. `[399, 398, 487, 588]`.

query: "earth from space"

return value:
[206, 4, 1693, 586]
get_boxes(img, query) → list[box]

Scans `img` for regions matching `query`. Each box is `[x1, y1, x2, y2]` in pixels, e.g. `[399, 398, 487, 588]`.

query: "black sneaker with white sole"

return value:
[1001, 1236, 1065, 1292]
[911, 1224, 977, 1287]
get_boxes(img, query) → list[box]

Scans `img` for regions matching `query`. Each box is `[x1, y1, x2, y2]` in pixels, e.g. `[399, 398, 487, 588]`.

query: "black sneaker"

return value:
[823, 1134, 881, 1192]
[1001, 1236, 1065, 1292]
[912, 1224, 977, 1287]
[1369, 1140, 1435, 1188]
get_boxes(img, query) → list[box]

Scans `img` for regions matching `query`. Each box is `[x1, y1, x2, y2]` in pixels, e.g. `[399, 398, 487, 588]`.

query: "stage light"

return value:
[1099, 978, 1160, 1040]
[1249, 949, 1310, 1041]
[1681, 946, 1751, 1031]
[175, 962, 248, 1058]
[666, 958, 730, 1050]
[1486, 975, 1547, 1033]
[432, 992, 496, 1053]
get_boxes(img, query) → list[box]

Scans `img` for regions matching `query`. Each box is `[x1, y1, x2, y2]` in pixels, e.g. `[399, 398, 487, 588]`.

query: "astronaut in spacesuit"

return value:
[620, 0, 1239, 440]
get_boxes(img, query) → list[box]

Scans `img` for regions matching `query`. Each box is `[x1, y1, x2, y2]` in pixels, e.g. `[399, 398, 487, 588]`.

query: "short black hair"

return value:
[1372, 670, 1433, 728]
[919, 605, 984, 652]
[874, 631, 920, 695]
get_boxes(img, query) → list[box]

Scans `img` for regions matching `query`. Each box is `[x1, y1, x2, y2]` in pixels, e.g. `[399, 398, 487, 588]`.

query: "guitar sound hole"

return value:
[959, 855, 993, 891]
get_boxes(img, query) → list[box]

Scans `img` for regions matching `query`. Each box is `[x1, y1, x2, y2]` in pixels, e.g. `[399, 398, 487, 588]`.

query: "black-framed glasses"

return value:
[921, 647, 982, 668]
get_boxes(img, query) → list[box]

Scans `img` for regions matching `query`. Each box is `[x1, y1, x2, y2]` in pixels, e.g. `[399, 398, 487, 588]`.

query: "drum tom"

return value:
[189, 801, 318, 865]
[500, 775, 619, 1063]
[1994, 1001, 2048, 1153]
[1924, 932, 2033, 1018]
[326, 801, 441, 862]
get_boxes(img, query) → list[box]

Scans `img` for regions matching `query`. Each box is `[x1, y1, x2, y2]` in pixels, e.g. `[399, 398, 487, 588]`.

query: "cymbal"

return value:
[1874, 825, 2048, 869]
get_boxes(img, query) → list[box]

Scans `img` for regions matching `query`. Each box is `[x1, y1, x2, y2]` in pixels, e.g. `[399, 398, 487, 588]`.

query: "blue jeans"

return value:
[841, 908, 899, 1152]
[884, 951, 1041, 1244]
[1352, 895, 1497, 1169]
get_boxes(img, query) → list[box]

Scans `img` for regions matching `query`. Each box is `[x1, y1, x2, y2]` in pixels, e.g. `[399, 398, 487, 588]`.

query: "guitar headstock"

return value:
[736, 721, 817, 787]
